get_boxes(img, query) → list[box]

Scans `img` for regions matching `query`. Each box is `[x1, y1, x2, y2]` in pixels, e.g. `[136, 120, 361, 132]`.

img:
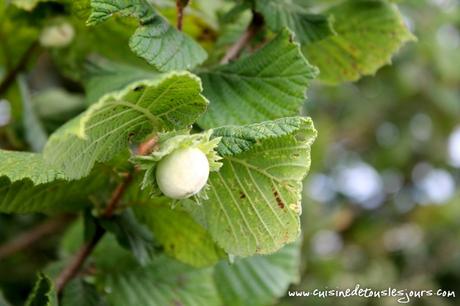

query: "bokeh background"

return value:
[0, 0, 459, 305]
[279, 0, 460, 305]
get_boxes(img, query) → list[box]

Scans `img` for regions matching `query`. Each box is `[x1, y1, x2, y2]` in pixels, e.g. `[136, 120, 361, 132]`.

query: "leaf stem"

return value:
[220, 11, 264, 64]
[55, 137, 158, 295]
[0, 41, 39, 96]
[104, 172, 134, 218]
[137, 136, 159, 155]
[0, 214, 76, 260]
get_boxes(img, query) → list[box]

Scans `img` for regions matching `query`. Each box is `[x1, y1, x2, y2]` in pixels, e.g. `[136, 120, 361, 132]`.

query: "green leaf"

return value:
[18, 74, 48, 152]
[33, 88, 85, 120]
[87, 0, 207, 71]
[0, 150, 64, 185]
[25, 273, 57, 306]
[61, 279, 106, 306]
[94, 237, 221, 306]
[84, 60, 158, 104]
[105, 257, 220, 306]
[100, 208, 155, 265]
[44, 72, 208, 179]
[0, 177, 102, 214]
[129, 16, 208, 71]
[254, 0, 336, 44]
[87, 0, 149, 24]
[214, 241, 301, 306]
[213, 116, 314, 157]
[198, 29, 318, 128]
[303, 0, 416, 84]
[0, 150, 105, 213]
[133, 198, 225, 268]
[66, 0, 92, 19]
[187, 117, 316, 256]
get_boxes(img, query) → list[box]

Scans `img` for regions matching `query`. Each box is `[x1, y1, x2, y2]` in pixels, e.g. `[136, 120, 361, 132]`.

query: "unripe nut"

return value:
[156, 147, 210, 199]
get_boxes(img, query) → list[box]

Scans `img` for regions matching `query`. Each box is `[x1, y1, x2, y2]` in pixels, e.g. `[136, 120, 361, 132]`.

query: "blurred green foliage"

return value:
[279, 0, 460, 305]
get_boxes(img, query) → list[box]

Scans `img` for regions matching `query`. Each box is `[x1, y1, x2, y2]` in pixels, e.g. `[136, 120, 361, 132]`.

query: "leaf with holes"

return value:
[303, 0, 416, 84]
[185, 117, 317, 256]
[87, 0, 207, 71]
[198, 29, 318, 128]
[43, 71, 208, 179]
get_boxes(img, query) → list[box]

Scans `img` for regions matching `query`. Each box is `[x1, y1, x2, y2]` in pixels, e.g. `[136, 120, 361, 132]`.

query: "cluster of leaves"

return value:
[0, 0, 414, 305]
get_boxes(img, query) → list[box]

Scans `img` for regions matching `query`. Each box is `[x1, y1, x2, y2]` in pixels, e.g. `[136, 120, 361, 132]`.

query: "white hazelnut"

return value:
[156, 147, 210, 199]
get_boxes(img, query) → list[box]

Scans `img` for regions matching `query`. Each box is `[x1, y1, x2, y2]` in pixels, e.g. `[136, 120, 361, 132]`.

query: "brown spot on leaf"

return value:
[272, 187, 285, 209]
[239, 191, 246, 199]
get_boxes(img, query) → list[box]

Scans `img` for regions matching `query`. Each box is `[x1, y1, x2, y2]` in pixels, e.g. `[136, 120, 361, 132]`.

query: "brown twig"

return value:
[137, 136, 158, 155]
[176, 0, 189, 31]
[55, 225, 105, 293]
[0, 214, 76, 260]
[0, 41, 39, 96]
[103, 172, 134, 218]
[55, 137, 158, 295]
[220, 12, 264, 65]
